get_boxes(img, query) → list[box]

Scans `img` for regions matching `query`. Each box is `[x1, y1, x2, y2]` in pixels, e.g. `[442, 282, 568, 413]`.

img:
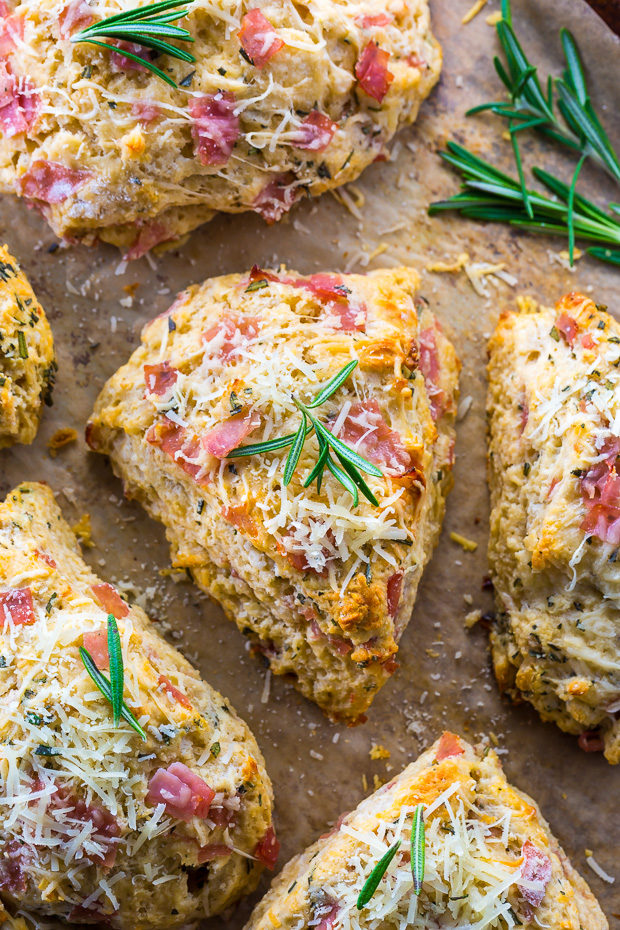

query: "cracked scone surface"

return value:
[87, 265, 459, 722]
[243, 731, 606, 930]
[0, 0, 441, 257]
[0, 482, 275, 930]
[487, 293, 620, 764]
[0, 245, 55, 447]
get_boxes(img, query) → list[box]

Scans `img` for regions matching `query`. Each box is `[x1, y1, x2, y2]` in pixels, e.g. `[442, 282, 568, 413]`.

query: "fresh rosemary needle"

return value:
[228, 360, 383, 507]
[80, 614, 147, 740]
[411, 803, 426, 895]
[356, 840, 401, 910]
[72, 0, 196, 88]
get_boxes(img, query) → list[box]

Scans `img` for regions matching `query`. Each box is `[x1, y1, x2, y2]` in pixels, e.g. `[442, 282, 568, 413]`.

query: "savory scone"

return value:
[86, 266, 459, 722]
[0, 245, 55, 447]
[243, 731, 607, 930]
[0, 482, 276, 929]
[0, 0, 441, 258]
[488, 293, 620, 764]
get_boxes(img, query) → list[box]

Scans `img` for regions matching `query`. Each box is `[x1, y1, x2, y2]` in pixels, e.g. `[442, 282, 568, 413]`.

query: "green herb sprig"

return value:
[72, 0, 196, 89]
[430, 143, 620, 266]
[356, 840, 401, 910]
[432, 0, 620, 268]
[80, 614, 147, 740]
[411, 803, 425, 895]
[228, 360, 383, 507]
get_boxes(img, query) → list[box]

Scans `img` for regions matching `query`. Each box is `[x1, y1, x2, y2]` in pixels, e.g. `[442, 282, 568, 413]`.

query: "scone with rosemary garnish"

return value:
[0, 0, 441, 257]
[0, 245, 55, 448]
[488, 292, 620, 764]
[86, 265, 459, 723]
[0, 482, 276, 930]
[243, 731, 606, 930]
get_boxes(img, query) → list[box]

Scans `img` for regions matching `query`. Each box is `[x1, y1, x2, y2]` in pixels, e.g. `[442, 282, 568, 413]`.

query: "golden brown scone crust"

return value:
[0, 0, 441, 256]
[0, 245, 55, 447]
[87, 266, 459, 722]
[0, 482, 274, 929]
[244, 732, 607, 930]
[487, 293, 620, 763]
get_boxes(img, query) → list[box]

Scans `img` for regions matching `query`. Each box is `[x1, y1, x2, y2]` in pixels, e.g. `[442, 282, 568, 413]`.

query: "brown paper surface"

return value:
[0, 0, 618, 925]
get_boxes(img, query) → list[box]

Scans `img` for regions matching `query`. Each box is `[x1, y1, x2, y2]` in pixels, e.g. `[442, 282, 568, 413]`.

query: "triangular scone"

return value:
[0, 246, 55, 447]
[0, 483, 275, 929]
[0, 1, 440, 254]
[488, 293, 620, 763]
[244, 732, 606, 930]
[87, 266, 459, 723]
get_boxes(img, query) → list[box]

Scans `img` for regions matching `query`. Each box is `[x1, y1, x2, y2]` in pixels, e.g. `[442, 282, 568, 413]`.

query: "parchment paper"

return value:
[0, 0, 618, 925]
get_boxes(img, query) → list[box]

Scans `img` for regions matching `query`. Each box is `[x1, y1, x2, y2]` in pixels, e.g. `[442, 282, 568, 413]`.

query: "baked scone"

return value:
[0, 0, 441, 258]
[0, 482, 276, 929]
[488, 293, 620, 764]
[0, 245, 55, 447]
[86, 266, 459, 722]
[243, 731, 607, 930]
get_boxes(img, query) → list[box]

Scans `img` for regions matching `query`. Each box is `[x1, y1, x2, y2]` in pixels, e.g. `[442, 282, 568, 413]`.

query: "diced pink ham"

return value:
[578, 730, 605, 752]
[209, 804, 236, 828]
[436, 731, 464, 761]
[17, 160, 92, 203]
[0, 66, 40, 138]
[91, 582, 129, 619]
[315, 903, 340, 930]
[254, 824, 280, 869]
[0, 13, 24, 57]
[238, 9, 284, 68]
[290, 273, 366, 331]
[109, 40, 150, 72]
[144, 360, 178, 398]
[35, 549, 57, 569]
[0, 840, 28, 892]
[132, 100, 161, 123]
[146, 763, 215, 822]
[158, 674, 192, 709]
[518, 841, 552, 908]
[47, 787, 120, 869]
[355, 42, 394, 102]
[123, 221, 173, 261]
[356, 13, 391, 28]
[253, 173, 298, 223]
[336, 400, 411, 476]
[0, 587, 35, 626]
[309, 619, 353, 656]
[386, 572, 403, 618]
[202, 410, 260, 459]
[83, 630, 109, 669]
[146, 420, 205, 483]
[580, 439, 620, 544]
[291, 110, 338, 152]
[59, 0, 95, 39]
[581, 333, 596, 350]
[556, 312, 578, 347]
[197, 843, 232, 862]
[419, 326, 446, 421]
[189, 92, 240, 167]
[202, 313, 259, 362]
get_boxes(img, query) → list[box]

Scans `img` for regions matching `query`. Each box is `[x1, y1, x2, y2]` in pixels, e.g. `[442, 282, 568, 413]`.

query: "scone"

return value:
[86, 266, 459, 722]
[0, 245, 55, 447]
[243, 731, 607, 930]
[487, 293, 620, 764]
[0, 0, 441, 257]
[0, 482, 276, 929]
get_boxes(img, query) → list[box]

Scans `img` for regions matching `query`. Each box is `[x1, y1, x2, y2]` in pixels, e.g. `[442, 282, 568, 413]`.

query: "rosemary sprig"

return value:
[80, 620, 147, 740]
[107, 615, 123, 727]
[429, 142, 620, 267]
[356, 840, 401, 910]
[228, 360, 383, 507]
[411, 803, 425, 895]
[469, 0, 620, 185]
[71, 0, 196, 89]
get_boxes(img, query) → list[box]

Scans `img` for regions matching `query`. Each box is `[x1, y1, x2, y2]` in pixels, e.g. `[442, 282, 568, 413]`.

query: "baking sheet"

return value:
[1, 0, 619, 925]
